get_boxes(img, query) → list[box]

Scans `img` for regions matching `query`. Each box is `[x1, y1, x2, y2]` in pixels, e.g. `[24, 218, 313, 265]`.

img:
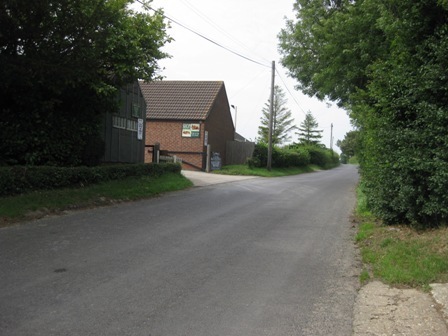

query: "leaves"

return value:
[0, 0, 171, 166]
[280, 0, 448, 226]
[296, 111, 322, 145]
[257, 85, 296, 145]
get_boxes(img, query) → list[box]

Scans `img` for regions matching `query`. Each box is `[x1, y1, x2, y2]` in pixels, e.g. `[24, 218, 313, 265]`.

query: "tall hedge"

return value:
[279, 0, 448, 227]
[249, 143, 337, 169]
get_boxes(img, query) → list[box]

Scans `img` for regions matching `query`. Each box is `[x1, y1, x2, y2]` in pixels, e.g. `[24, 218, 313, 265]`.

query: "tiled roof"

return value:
[139, 80, 224, 120]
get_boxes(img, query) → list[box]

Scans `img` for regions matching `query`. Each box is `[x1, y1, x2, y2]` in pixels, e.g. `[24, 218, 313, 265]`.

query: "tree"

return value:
[0, 0, 171, 166]
[336, 130, 359, 159]
[257, 85, 296, 145]
[296, 111, 322, 145]
[278, 0, 387, 107]
[279, 0, 448, 226]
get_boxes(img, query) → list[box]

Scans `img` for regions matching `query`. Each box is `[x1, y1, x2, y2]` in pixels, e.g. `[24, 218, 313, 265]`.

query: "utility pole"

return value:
[267, 61, 275, 171]
[330, 123, 334, 155]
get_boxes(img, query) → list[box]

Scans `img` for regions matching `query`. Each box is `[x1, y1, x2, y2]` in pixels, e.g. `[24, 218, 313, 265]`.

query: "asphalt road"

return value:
[0, 165, 360, 336]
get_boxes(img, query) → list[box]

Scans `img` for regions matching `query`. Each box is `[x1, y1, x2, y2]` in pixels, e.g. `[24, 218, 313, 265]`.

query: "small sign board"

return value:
[137, 118, 144, 140]
[210, 152, 222, 170]
[182, 123, 200, 138]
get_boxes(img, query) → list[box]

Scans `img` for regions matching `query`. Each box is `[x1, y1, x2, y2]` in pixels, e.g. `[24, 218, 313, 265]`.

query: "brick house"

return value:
[139, 81, 235, 170]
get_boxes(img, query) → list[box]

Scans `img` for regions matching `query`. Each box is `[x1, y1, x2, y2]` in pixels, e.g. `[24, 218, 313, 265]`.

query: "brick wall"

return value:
[145, 120, 206, 170]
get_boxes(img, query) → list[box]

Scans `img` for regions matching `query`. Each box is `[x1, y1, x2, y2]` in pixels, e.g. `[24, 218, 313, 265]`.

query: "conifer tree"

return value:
[296, 111, 322, 145]
[257, 85, 296, 145]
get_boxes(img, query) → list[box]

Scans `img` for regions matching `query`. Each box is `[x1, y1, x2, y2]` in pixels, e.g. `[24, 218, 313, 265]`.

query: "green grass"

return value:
[355, 183, 448, 289]
[356, 183, 371, 218]
[0, 173, 192, 225]
[355, 222, 376, 242]
[214, 164, 317, 177]
[360, 269, 370, 284]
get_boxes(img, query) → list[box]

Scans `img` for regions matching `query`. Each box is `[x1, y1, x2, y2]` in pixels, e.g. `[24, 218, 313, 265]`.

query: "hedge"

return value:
[0, 163, 181, 197]
[248, 143, 338, 169]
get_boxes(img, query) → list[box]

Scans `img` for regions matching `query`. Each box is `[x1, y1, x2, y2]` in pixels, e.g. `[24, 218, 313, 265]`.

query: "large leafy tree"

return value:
[279, 0, 448, 226]
[257, 85, 296, 145]
[296, 111, 322, 146]
[336, 130, 359, 159]
[278, 0, 385, 106]
[0, 0, 171, 166]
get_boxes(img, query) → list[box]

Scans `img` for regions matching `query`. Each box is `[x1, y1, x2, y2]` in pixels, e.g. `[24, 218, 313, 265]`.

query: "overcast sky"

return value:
[136, 0, 353, 150]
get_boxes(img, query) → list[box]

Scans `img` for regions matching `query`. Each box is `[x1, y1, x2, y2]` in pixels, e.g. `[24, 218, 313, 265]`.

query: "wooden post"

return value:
[206, 144, 211, 172]
[153, 142, 160, 164]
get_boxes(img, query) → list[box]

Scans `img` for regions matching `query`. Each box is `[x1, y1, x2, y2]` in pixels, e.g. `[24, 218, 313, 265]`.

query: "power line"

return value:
[179, 0, 271, 65]
[229, 68, 269, 100]
[135, 0, 270, 68]
[275, 68, 308, 116]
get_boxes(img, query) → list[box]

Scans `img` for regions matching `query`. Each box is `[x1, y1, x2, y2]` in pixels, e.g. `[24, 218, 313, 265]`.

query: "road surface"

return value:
[0, 165, 359, 336]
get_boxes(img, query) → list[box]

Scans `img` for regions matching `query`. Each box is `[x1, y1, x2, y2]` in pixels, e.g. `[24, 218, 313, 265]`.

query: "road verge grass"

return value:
[0, 173, 192, 226]
[355, 183, 448, 289]
[214, 164, 317, 177]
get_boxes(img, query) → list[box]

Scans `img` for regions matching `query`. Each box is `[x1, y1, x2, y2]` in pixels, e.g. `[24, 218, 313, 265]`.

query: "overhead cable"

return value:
[135, 0, 270, 68]
[276, 69, 308, 116]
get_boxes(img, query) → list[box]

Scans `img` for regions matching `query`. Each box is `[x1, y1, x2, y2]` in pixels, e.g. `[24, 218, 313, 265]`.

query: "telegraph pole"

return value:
[267, 61, 275, 171]
[330, 123, 334, 155]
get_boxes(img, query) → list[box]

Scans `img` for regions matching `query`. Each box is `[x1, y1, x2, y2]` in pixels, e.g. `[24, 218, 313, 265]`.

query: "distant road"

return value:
[0, 165, 359, 336]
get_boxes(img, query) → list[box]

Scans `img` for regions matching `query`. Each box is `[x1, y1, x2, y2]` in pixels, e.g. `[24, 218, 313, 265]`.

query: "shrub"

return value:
[0, 163, 181, 197]
[249, 143, 311, 168]
[306, 146, 339, 169]
[294, 147, 311, 166]
[252, 143, 268, 167]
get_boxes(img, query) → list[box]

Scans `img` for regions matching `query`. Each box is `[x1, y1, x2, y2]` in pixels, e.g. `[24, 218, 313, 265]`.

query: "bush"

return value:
[306, 146, 328, 166]
[288, 144, 339, 169]
[249, 143, 311, 168]
[251, 143, 269, 167]
[0, 163, 181, 197]
[294, 147, 311, 166]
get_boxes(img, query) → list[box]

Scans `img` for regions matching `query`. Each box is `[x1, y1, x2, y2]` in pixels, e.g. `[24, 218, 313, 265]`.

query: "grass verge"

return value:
[0, 172, 192, 226]
[355, 183, 448, 289]
[214, 164, 317, 177]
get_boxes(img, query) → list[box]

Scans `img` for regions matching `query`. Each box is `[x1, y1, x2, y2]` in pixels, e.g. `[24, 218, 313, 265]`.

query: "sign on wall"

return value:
[182, 123, 200, 138]
[137, 118, 144, 140]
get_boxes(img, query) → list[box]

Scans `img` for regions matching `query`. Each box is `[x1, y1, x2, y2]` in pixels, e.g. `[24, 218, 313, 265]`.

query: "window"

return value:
[112, 115, 126, 129]
[131, 103, 140, 118]
[112, 116, 137, 132]
[127, 119, 138, 132]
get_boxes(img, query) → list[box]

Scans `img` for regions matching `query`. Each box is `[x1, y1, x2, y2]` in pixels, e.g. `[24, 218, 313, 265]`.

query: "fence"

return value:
[226, 141, 255, 165]
[159, 155, 183, 164]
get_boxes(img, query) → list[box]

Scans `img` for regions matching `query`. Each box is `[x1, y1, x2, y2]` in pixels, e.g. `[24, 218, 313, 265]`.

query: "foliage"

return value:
[257, 85, 296, 145]
[296, 111, 323, 145]
[279, 0, 448, 227]
[336, 130, 359, 160]
[355, 3, 448, 226]
[250, 143, 337, 169]
[274, 148, 311, 168]
[294, 144, 339, 169]
[279, 0, 382, 106]
[0, 163, 181, 197]
[0, 0, 171, 166]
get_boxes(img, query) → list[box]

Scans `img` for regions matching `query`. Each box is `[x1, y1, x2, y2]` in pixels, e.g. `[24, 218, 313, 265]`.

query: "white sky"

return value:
[135, 0, 353, 151]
